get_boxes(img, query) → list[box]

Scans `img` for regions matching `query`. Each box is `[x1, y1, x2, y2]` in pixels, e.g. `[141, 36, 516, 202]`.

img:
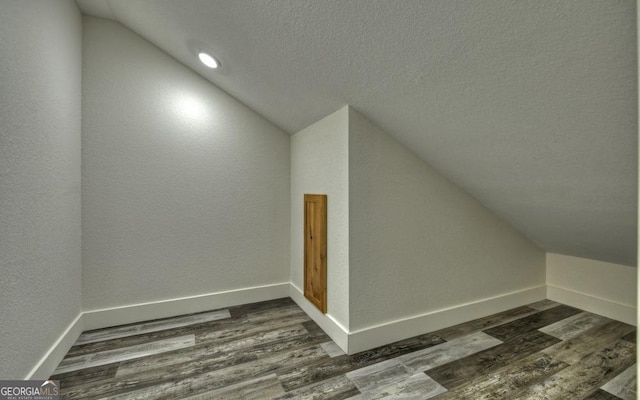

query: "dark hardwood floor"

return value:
[51, 298, 636, 399]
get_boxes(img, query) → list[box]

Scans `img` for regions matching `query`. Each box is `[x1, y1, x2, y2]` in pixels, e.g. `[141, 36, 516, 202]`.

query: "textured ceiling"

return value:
[76, 0, 637, 266]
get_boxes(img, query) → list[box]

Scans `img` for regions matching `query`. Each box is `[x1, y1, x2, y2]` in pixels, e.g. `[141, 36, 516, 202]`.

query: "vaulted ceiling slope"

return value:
[76, 0, 638, 266]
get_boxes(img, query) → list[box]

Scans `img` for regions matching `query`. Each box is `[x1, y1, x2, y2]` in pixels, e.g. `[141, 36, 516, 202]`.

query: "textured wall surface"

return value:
[76, 0, 637, 266]
[348, 108, 546, 331]
[0, 0, 82, 379]
[82, 18, 290, 310]
[291, 107, 350, 329]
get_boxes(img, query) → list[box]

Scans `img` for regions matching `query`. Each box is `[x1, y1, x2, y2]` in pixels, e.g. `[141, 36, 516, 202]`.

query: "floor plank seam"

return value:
[51, 299, 636, 400]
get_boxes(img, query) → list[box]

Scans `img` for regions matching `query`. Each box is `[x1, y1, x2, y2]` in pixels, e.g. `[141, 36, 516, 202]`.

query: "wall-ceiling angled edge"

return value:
[75, 0, 115, 19]
[74, 0, 278, 134]
[71, 0, 638, 266]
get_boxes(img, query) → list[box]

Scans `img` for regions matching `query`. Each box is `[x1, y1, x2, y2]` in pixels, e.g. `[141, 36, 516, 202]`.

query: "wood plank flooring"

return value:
[51, 298, 636, 399]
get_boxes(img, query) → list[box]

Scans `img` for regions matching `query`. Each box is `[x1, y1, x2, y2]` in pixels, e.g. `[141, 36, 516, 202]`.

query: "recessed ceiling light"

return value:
[198, 52, 219, 69]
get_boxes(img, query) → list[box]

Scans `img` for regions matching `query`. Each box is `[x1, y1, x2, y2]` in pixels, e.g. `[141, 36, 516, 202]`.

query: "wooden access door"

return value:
[304, 194, 327, 313]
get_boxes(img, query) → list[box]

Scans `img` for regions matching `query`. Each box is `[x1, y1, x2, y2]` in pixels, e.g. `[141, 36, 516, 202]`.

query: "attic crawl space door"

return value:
[304, 194, 327, 313]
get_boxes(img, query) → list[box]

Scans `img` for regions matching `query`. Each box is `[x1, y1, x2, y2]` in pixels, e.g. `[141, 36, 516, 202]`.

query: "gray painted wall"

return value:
[0, 0, 82, 379]
[82, 18, 290, 310]
[348, 108, 546, 330]
[74, 1, 637, 267]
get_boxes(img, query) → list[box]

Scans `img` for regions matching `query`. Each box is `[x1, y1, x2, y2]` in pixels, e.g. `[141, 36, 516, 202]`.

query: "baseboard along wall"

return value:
[27, 283, 289, 379]
[547, 284, 636, 326]
[27, 280, 635, 379]
[346, 285, 546, 354]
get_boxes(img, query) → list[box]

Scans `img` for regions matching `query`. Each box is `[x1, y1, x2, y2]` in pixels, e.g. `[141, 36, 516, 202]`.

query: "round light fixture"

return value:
[198, 52, 219, 69]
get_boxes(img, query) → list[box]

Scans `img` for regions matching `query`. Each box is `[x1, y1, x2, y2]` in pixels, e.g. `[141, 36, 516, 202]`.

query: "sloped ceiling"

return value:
[76, 0, 637, 266]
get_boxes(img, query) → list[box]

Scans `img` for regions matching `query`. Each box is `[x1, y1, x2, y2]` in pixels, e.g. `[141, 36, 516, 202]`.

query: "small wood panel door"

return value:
[304, 194, 327, 313]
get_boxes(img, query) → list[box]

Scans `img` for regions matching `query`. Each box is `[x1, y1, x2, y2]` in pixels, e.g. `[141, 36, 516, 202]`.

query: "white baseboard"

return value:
[35, 281, 630, 380]
[25, 312, 84, 380]
[347, 285, 546, 354]
[83, 283, 290, 330]
[26, 283, 290, 379]
[289, 284, 349, 353]
[547, 284, 636, 326]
